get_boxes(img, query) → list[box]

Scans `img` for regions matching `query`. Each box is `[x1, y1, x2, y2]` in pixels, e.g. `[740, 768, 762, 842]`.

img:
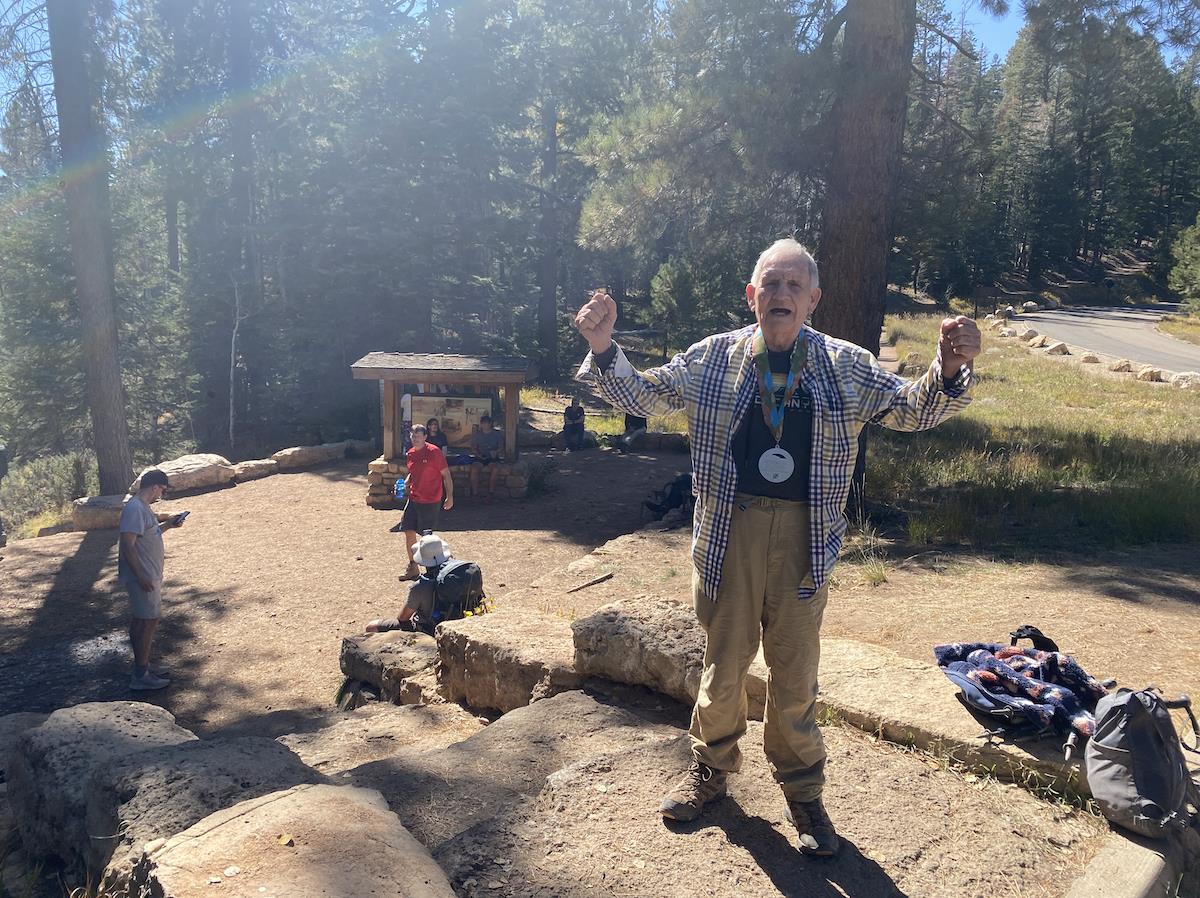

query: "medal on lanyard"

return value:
[752, 329, 806, 483]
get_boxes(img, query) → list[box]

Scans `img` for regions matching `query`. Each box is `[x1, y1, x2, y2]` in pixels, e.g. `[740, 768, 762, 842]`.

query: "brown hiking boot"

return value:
[785, 796, 840, 857]
[659, 761, 727, 822]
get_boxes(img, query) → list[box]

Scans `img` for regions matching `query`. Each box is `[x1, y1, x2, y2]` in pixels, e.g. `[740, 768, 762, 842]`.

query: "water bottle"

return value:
[394, 478, 406, 501]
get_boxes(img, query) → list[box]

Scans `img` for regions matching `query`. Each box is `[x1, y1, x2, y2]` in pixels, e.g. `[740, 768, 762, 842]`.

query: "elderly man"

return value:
[574, 238, 980, 857]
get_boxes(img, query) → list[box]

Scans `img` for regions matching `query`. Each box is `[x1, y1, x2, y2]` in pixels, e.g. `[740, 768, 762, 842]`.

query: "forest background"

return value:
[2, 0, 1200, 532]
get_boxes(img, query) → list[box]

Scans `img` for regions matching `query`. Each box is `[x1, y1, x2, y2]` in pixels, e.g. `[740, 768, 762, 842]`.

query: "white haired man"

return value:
[573, 238, 980, 856]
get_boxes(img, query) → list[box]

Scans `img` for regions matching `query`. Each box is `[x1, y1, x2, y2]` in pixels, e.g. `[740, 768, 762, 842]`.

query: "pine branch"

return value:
[916, 18, 978, 61]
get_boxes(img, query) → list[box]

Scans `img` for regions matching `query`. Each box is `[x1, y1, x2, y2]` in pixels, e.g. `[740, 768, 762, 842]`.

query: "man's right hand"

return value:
[138, 576, 155, 593]
[574, 291, 617, 355]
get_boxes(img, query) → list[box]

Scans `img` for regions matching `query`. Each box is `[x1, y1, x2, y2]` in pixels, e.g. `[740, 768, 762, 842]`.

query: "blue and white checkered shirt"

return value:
[576, 324, 973, 600]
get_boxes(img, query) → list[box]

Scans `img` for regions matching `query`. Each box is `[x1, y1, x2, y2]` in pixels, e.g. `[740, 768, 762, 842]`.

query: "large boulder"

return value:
[571, 598, 767, 720]
[230, 458, 277, 481]
[72, 495, 173, 531]
[998, 328, 1017, 338]
[130, 454, 235, 494]
[339, 631, 439, 703]
[1080, 353, 1100, 363]
[437, 611, 582, 713]
[1016, 328, 1038, 340]
[1045, 341, 1070, 355]
[85, 737, 325, 887]
[1170, 371, 1200, 390]
[1110, 359, 1133, 372]
[6, 702, 197, 874]
[1136, 366, 1164, 382]
[126, 784, 455, 898]
[1027, 334, 1049, 349]
[1021, 300, 1040, 312]
[271, 442, 348, 471]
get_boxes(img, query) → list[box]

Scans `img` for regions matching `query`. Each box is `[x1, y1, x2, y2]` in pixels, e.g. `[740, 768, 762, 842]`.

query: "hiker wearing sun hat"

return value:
[367, 532, 454, 633]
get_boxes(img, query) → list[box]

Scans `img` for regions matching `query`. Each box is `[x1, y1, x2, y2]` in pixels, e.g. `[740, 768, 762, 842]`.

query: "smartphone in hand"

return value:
[173, 510, 190, 526]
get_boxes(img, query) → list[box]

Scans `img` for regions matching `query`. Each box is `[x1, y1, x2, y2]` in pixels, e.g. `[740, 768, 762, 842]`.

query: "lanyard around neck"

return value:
[752, 329, 807, 444]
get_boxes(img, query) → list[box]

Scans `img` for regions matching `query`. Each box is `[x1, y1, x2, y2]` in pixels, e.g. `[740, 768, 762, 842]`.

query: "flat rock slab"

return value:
[572, 598, 767, 720]
[272, 442, 348, 471]
[346, 689, 680, 850]
[339, 631, 439, 702]
[434, 720, 1107, 898]
[72, 495, 173, 531]
[127, 783, 454, 898]
[7, 702, 197, 873]
[278, 703, 484, 775]
[819, 638, 1089, 797]
[131, 454, 235, 494]
[229, 458, 277, 481]
[85, 736, 325, 885]
[438, 611, 582, 713]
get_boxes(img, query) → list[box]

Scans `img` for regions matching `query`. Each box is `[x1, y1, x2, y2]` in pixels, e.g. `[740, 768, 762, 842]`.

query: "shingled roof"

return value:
[350, 351, 531, 383]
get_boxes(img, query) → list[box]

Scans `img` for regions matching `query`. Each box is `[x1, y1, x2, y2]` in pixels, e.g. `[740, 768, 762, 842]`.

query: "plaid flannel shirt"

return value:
[576, 324, 973, 600]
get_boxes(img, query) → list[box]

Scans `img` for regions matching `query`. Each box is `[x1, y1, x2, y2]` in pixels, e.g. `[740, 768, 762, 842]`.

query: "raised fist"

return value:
[939, 315, 982, 377]
[574, 291, 618, 355]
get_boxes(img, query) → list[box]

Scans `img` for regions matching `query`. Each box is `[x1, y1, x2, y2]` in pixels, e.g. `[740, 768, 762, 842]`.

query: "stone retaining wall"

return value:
[365, 456, 530, 508]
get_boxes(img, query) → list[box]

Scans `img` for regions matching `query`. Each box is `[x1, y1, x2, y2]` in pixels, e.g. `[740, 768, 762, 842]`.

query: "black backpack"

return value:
[428, 560, 486, 627]
[1085, 688, 1200, 839]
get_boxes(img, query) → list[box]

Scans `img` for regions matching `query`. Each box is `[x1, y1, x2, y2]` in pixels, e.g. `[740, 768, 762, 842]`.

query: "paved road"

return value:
[1020, 304, 1200, 372]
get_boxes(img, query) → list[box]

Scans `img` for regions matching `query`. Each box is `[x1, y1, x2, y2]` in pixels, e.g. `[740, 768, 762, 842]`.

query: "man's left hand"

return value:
[443, 497, 454, 511]
[939, 316, 981, 378]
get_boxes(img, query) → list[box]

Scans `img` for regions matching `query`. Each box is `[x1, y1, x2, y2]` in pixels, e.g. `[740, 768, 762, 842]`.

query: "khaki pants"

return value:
[689, 494, 830, 801]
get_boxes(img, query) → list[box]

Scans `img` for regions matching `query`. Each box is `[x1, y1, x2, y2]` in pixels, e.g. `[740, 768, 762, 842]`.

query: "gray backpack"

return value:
[1084, 688, 1200, 839]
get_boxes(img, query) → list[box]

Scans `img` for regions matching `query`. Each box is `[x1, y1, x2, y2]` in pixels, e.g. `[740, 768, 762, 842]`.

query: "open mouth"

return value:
[768, 308, 793, 317]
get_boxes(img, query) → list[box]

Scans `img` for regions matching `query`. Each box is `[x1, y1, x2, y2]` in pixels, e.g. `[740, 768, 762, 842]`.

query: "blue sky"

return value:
[957, 0, 1025, 62]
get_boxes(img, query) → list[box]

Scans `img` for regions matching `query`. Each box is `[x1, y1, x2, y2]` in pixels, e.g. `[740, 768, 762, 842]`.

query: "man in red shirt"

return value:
[399, 424, 454, 580]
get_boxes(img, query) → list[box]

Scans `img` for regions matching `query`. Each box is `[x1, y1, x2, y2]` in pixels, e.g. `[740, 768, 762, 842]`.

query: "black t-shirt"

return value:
[732, 347, 812, 501]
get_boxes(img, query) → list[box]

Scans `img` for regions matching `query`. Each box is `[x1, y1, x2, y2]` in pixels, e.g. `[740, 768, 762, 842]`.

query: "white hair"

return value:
[750, 238, 819, 290]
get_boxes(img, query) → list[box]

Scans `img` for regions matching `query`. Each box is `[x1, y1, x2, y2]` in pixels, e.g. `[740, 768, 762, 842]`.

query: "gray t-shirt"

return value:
[471, 429, 503, 460]
[118, 496, 164, 586]
[404, 576, 437, 619]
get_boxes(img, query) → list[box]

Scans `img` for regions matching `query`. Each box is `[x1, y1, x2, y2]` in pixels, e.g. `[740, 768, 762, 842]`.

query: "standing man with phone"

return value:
[574, 238, 980, 857]
[119, 469, 187, 691]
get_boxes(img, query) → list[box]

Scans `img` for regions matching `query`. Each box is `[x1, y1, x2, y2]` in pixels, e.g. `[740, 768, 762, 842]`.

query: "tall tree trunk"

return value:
[46, 0, 133, 494]
[813, 0, 916, 524]
[537, 99, 559, 380]
[165, 184, 181, 274]
[227, 0, 258, 451]
[814, 0, 916, 356]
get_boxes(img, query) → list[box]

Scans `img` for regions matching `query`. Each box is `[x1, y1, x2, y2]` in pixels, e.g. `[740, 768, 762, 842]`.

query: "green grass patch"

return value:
[873, 314, 1200, 549]
[0, 451, 97, 539]
[1158, 314, 1200, 347]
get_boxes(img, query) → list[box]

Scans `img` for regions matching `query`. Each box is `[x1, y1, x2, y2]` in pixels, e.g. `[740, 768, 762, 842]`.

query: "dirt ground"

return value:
[3, 450, 1199, 734]
[0, 450, 688, 735]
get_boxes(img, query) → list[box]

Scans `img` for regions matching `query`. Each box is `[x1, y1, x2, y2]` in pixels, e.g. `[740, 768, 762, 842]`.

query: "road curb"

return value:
[1063, 828, 1199, 898]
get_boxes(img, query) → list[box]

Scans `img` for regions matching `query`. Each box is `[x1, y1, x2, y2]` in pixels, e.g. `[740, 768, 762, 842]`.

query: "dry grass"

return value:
[1158, 314, 1200, 347]
[873, 314, 1200, 548]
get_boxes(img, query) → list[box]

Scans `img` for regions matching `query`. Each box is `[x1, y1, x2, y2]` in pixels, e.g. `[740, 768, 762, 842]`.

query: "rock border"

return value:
[61, 439, 377, 534]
